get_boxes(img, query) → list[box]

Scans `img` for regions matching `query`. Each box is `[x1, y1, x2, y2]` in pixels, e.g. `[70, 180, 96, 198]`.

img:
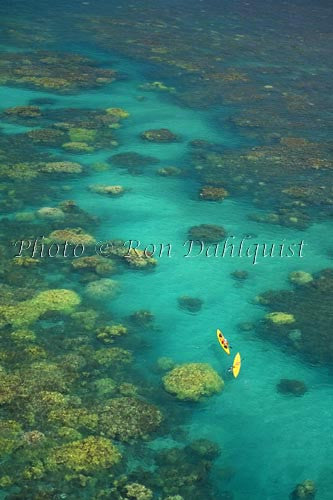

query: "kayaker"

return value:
[221, 336, 231, 350]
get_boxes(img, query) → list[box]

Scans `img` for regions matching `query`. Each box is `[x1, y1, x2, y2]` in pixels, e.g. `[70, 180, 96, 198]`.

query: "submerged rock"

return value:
[231, 270, 249, 280]
[178, 296, 203, 313]
[277, 379, 307, 396]
[238, 322, 255, 332]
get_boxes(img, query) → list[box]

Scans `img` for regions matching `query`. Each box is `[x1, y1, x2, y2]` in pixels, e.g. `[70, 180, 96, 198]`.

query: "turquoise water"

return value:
[0, 1, 332, 499]
[64, 58, 333, 500]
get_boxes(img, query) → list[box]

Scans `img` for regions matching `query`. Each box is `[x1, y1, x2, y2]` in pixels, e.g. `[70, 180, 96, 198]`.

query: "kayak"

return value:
[232, 352, 241, 378]
[216, 328, 230, 355]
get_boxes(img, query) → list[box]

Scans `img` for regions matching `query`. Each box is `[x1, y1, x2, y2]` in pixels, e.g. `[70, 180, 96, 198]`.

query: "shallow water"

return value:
[0, 1, 332, 499]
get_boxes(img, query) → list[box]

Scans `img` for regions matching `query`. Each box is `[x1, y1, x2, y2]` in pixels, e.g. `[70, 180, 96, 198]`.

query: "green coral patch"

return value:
[47, 436, 121, 473]
[163, 363, 224, 401]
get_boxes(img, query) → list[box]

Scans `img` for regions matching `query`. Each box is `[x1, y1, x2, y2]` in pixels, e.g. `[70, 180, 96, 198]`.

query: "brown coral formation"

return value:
[141, 128, 179, 143]
[99, 397, 163, 442]
[256, 269, 333, 363]
[199, 186, 229, 201]
[78, 2, 332, 227]
[38, 161, 83, 174]
[0, 51, 117, 92]
[192, 139, 332, 227]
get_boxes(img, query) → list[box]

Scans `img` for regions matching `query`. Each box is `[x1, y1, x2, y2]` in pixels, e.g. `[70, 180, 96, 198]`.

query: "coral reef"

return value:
[85, 278, 120, 299]
[47, 436, 121, 473]
[291, 480, 316, 499]
[1, 3, 332, 497]
[125, 249, 157, 269]
[187, 439, 221, 459]
[231, 270, 249, 281]
[163, 363, 224, 401]
[68, 127, 97, 143]
[193, 139, 332, 227]
[49, 227, 96, 245]
[277, 379, 308, 396]
[4, 106, 42, 118]
[199, 186, 229, 201]
[61, 141, 95, 153]
[123, 483, 153, 500]
[38, 161, 83, 174]
[141, 128, 179, 143]
[96, 324, 128, 344]
[106, 107, 130, 119]
[178, 296, 203, 313]
[89, 184, 125, 196]
[0, 51, 117, 92]
[128, 310, 155, 328]
[144, 440, 221, 499]
[139, 81, 175, 93]
[99, 397, 163, 441]
[22, 430, 46, 446]
[156, 357, 176, 372]
[157, 166, 182, 176]
[26, 128, 66, 145]
[188, 224, 226, 243]
[289, 271, 313, 286]
[36, 206, 65, 220]
[93, 347, 132, 365]
[109, 152, 159, 173]
[265, 312, 295, 325]
[256, 269, 333, 363]
[72, 255, 116, 275]
[0, 419, 22, 457]
[95, 378, 117, 397]
[0, 289, 81, 328]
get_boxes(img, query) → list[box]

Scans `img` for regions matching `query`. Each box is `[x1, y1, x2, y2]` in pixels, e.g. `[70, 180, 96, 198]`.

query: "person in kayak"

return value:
[219, 333, 231, 350]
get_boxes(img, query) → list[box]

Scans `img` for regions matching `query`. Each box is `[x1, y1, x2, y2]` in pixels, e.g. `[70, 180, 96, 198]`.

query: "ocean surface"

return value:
[0, 1, 332, 499]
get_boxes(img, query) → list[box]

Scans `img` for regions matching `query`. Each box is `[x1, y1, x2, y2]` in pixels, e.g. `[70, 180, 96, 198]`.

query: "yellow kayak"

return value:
[217, 328, 230, 355]
[232, 352, 241, 378]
